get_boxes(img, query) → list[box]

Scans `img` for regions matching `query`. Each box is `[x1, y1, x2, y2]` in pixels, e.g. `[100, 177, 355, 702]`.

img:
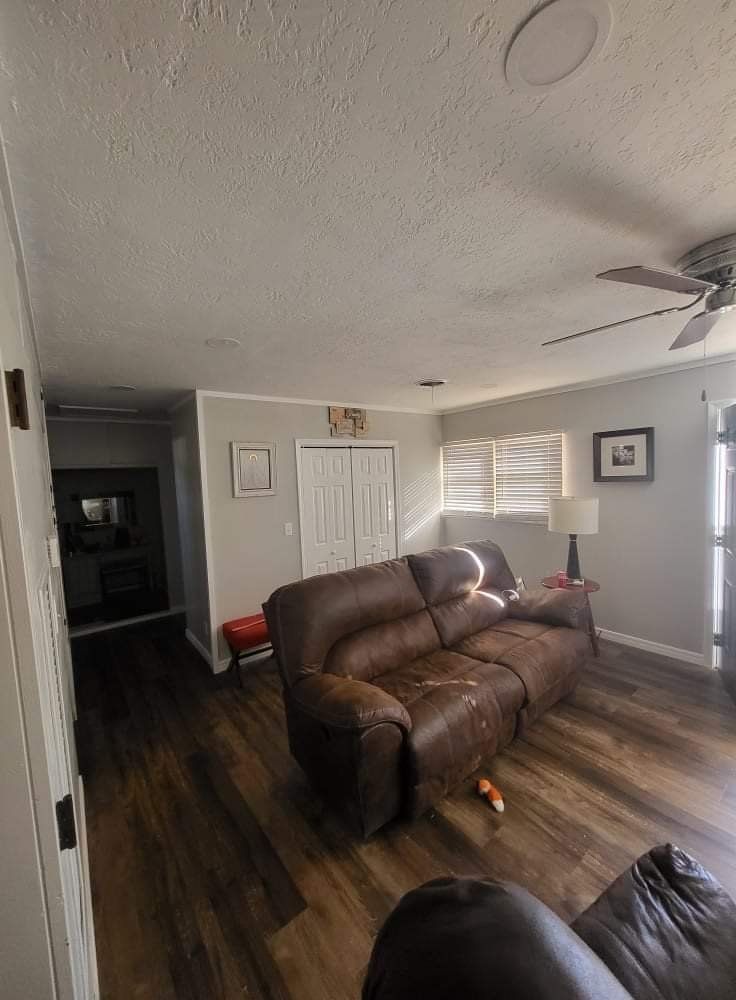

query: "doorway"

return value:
[296, 441, 400, 578]
[712, 403, 736, 698]
[52, 466, 171, 630]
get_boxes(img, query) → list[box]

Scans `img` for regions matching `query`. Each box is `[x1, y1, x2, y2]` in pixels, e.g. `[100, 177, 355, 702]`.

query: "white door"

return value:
[38, 378, 98, 998]
[36, 572, 91, 999]
[351, 448, 397, 566]
[300, 448, 356, 577]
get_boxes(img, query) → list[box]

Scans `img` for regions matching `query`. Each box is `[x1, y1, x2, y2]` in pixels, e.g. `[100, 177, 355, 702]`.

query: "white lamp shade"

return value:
[548, 497, 599, 535]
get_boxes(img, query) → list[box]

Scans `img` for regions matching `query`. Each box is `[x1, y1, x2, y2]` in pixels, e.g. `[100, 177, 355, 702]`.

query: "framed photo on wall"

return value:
[593, 427, 654, 483]
[231, 441, 277, 497]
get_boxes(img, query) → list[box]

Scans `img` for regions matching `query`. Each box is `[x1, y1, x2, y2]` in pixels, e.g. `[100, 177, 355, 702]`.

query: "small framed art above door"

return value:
[295, 440, 400, 579]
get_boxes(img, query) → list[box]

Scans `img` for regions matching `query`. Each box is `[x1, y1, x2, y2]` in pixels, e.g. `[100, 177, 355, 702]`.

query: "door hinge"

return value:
[713, 633, 724, 648]
[55, 793, 77, 851]
[4, 368, 30, 429]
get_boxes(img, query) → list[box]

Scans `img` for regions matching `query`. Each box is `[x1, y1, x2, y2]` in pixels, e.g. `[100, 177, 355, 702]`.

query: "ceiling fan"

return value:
[543, 234, 736, 350]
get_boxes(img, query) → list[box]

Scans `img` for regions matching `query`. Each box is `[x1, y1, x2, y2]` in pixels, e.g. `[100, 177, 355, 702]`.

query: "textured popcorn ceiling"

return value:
[1, 0, 736, 413]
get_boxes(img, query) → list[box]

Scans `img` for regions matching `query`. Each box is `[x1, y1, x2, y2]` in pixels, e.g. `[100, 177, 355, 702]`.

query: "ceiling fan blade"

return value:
[597, 265, 715, 295]
[668, 310, 730, 350]
[542, 306, 680, 347]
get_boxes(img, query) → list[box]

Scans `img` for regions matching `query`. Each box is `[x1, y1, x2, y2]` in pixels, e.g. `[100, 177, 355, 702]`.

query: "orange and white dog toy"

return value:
[477, 778, 505, 813]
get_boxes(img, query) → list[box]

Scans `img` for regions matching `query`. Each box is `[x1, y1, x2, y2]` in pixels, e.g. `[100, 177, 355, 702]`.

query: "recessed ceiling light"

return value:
[108, 384, 137, 391]
[415, 378, 448, 388]
[205, 337, 241, 349]
[506, 0, 612, 94]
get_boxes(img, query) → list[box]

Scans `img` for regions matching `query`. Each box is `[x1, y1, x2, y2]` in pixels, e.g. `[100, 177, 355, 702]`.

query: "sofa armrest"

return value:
[364, 877, 634, 999]
[290, 673, 412, 732]
[510, 586, 588, 630]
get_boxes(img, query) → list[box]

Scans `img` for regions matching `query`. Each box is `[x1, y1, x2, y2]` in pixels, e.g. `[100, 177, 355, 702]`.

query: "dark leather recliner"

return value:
[363, 844, 736, 1000]
[264, 540, 590, 837]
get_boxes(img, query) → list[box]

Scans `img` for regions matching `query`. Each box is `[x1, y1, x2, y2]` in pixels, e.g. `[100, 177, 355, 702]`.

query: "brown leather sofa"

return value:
[264, 540, 591, 837]
[363, 844, 736, 1000]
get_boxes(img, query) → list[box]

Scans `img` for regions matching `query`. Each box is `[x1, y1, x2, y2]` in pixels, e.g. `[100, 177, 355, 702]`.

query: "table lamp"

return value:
[548, 497, 599, 582]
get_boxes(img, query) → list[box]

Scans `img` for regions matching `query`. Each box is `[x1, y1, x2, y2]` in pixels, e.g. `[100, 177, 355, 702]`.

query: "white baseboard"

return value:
[69, 606, 184, 638]
[598, 627, 705, 667]
[185, 627, 212, 666]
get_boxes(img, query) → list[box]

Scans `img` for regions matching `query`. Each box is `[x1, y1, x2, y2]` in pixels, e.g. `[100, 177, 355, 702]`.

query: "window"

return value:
[441, 438, 494, 516]
[494, 432, 563, 522]
[442, 431, 563, 524]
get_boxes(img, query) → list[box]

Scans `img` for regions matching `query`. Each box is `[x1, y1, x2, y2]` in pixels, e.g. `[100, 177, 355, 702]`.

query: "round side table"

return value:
[541, 576, 600, 657]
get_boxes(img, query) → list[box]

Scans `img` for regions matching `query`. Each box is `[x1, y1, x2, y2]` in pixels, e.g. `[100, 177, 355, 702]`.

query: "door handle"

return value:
[371, 543, 377, 548]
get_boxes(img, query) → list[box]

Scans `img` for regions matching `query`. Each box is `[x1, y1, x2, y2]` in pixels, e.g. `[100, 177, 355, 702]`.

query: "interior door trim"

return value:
[705, 399, 736, 669]
[295, 439, 402, 580]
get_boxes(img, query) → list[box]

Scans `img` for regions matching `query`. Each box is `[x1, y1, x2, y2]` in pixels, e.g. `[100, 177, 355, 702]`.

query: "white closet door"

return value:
[301, 448, 356, 577]
[351, 448, 397, 566]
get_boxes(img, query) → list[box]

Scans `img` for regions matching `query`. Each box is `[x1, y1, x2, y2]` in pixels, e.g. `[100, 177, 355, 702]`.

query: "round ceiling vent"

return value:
[505, 0, 612, 94]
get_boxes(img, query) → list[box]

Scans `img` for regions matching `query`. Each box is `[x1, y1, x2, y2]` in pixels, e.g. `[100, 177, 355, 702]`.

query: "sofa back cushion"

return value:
[264, 557, 428, 687]
[408, 541, 516, 647]
[325, 610, 440, 683]
[572, 844, 736, 1000]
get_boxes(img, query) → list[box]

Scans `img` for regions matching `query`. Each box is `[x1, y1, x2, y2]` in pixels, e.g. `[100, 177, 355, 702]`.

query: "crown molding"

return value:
[439, 352, 736, 415]
[167, 391, 196, 414]
[194, 388, 437, 415]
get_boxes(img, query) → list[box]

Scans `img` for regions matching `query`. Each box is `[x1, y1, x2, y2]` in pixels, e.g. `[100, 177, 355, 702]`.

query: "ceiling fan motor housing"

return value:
[704, 285, 736, 314]
[677, 234, 736, 288]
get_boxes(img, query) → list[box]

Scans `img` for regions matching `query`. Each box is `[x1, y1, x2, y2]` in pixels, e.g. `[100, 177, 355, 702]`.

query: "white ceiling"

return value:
[1, 0, 736, 414]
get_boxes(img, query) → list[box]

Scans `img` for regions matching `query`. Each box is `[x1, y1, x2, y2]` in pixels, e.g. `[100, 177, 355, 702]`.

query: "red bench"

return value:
[222, 613, 271, 685]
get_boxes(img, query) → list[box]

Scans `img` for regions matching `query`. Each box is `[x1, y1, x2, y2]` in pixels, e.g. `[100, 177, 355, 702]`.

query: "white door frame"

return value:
[295, 439, 403, 579]
[705, 399, 736, 669]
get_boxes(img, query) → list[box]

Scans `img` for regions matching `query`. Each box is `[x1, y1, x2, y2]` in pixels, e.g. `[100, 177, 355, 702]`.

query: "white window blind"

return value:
[441, 439, 495, 516]
[494, 431, 563, 523]
[442, 431, 563, 523]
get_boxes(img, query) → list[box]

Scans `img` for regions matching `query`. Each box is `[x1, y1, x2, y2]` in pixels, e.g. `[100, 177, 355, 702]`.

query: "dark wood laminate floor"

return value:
[73, 619, 736, 1000]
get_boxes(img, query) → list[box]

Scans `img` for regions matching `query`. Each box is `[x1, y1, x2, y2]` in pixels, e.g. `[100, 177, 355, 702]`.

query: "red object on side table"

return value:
[541, 576, 600, 657]
[222, 613, 272, 686]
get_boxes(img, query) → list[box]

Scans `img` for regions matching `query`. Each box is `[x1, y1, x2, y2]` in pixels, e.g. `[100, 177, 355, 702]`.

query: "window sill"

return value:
[441, 512, 548, 526]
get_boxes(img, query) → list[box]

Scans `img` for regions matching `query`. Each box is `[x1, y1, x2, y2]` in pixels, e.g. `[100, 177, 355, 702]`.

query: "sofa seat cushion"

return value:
[455, 620, 588, 706]
[371, 649, 505, 707]
[373, 651, 525, 816]
[572, 844, 736, 1000]
[452, 627, 527, 664]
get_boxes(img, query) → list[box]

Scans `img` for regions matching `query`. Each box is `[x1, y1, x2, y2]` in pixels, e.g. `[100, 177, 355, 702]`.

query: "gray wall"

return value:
[47, 418, 184, 607]
[171, 397, 211, 654]
[442, 363, 736, 655]
[201, 395, 442, 664]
